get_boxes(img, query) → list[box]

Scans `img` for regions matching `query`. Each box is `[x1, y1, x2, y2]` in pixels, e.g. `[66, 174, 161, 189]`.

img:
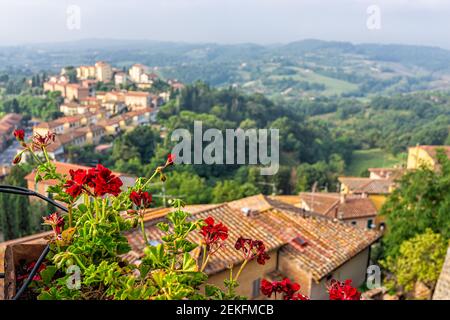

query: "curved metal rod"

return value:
[13, 245, 50, 300]
[0, 185, 68, 212]
[0, 184, 68, 300]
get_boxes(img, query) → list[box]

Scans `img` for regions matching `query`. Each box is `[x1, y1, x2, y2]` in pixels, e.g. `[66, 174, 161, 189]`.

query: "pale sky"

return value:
[0, 0, 449, 49]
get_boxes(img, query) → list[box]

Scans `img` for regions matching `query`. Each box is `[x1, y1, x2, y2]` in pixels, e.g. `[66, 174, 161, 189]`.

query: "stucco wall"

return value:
[310, 247, 370, 300]
[206, 250, 277, 299]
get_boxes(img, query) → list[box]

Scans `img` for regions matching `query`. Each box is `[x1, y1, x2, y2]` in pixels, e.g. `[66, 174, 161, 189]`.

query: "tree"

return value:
[295, 154, 344, 192]
[212, 180, 259, 203]
[382, 229, 447, 295]
[380, 150, 450, 258]
[110, 126, 160, 176]
[162, 171, 212, 204]
[0, 165, 34, 240]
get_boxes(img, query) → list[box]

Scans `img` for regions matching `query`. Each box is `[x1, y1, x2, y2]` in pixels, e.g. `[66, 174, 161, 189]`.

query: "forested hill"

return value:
[2, 39, 450, 98]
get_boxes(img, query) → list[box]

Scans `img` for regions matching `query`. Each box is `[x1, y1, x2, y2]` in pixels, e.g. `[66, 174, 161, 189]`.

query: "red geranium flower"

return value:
[165, 154, 175, 167]
[260, 279, 275, 297]
[63, 164, 122, 198]
[64, 169, 90, 198]
[327, 279, 361, 300]
[32, 131, 56, 149]
[200, 216, 229, 250]
[260, 277, 308, 300]
[130, 190, 152, 208]
[88, 164, 123, 197]
[43, 212, 64, 236]
[234, 237, 270, 265]
[13, 129, 25, 141]
[17, 261, 47, 282]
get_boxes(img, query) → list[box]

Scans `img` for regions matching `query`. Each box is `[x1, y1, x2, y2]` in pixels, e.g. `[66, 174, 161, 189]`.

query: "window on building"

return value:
[367, 219, 374, 229]
[351, 221, 357, 226]
[252, 278, 261, 298]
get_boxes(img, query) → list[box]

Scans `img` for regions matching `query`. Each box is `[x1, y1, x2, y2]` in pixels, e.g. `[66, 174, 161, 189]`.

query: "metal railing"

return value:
[0, 185, 68, 300]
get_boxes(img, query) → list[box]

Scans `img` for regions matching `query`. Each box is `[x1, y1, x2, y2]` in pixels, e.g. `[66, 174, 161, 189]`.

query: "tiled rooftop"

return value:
[299, 192, 378, 220]
[126, 195, 380, 279]
[338, 177, 393, 194]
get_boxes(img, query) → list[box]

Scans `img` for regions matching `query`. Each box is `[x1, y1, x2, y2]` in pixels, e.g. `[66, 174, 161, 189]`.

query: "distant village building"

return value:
[124, 91, 152, 110]
[0, 113, 23, 152]
[65, 84, 89, 101]
[76, 65, 96, 80]
[407, 145, 450, 170]
[298, 193, 378, 229]
[114, 72, 128, 86]
[43, 81, 89, 102]
[129, 64, 148, 83]
[95, 61, 113, 82]
[338, 177, 394, 212]
[168, 79, 185, 91]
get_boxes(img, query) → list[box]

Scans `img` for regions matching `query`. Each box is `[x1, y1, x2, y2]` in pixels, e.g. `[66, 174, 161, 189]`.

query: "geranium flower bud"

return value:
[12, 153, 22, 165]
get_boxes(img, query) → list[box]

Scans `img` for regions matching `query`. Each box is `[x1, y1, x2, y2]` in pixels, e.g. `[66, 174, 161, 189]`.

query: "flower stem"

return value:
[72, 253, 87, 271]
[42, 146, 51, 164]
[102, 198, 107, 220]
[234, 259, 249, 282]
[68, 204, 73, 228]
[200, 245, 210, 272]
[141, 169, 160, 189]
[227, 266, 234, 296]
[94, 199, 100, 222]
[140, 218, 148, 245]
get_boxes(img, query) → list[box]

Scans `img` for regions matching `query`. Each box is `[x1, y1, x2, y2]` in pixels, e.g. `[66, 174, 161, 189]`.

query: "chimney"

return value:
[340, 193, 346, 204]
[241, 207, 259, 217]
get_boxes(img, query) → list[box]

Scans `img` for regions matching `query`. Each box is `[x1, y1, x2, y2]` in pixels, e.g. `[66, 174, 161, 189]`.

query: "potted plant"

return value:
[4, 129, 361, 300]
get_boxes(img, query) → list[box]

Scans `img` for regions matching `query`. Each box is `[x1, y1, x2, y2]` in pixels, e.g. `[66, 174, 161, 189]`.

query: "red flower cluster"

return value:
[234, 237, 270, 265]
[200, 217, 229, 250]
[327, 279, 361, 300]
[17, 261, 47, 282]
[261, 278, 309, 300]
[42, 212, 64, 237]
[64, 164, 123, 198]
[13, 129, 25, 141]
[130, 190, 152, 208]
[32, 131, 56, 149]
[64, 169, 91, 198]
[92, 164, 123, 196]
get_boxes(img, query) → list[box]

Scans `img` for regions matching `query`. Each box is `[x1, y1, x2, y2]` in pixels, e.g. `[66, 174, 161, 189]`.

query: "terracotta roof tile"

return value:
[339, 177, 393, 194]
[299, 192, 377, 220]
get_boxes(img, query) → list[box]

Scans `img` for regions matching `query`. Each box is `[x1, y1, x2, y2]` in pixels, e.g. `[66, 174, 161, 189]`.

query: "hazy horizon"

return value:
[1, 0, 450, 49]
[3, 37, 450, 52]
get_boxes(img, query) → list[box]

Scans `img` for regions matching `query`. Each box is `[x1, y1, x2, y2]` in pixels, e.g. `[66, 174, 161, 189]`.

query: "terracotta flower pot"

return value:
[3, 243, 47, 300]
